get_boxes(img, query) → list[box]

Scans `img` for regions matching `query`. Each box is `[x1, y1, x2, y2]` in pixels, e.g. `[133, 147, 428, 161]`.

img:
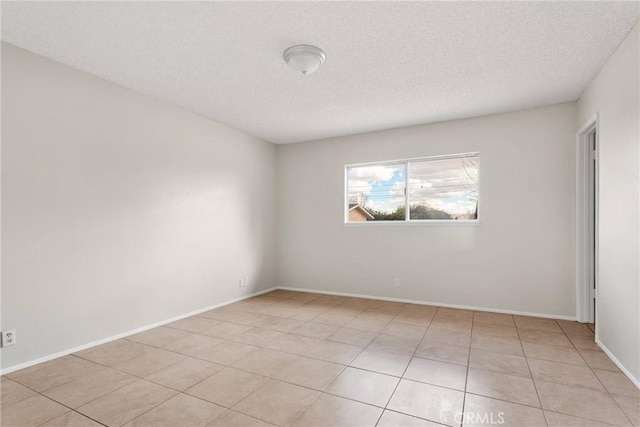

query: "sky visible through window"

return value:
[347, 155, 478, 221]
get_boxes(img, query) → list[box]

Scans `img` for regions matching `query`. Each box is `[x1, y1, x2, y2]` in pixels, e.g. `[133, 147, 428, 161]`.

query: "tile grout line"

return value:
[61, 298, 319, 425]
[459, 311, 477, 427]
[285, 350, 355, 426]
[230, 305, 367, 426]
[471, 317, 628, 426]
[207, 303, 544, 426]
[33, 409, 108, 427]
[0, 379, 40, 412]
[4, 372, 109, 427]
[289, 306, 400, 427]
[18, 344, 562, 427]
[6, 294, 308, 425]
[521, 319, 630, 426]
[69, 313, 599, 426]
[6, 292, 632, 427]
[114, 292, 319, 427]
[374, 307, 438, 426]
[515, 316, 547, 426]
[7, 354, 135, 417]
[210, 297, 398, 425]
[64, 353, 182, 425]
[555, 320, 636, 426]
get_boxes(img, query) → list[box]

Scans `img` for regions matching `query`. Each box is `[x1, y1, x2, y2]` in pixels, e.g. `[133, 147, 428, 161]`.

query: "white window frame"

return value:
[344, 152, 481, 226]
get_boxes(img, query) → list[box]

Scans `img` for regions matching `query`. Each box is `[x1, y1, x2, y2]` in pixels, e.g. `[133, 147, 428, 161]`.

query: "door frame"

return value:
[576, 113, 599, 325]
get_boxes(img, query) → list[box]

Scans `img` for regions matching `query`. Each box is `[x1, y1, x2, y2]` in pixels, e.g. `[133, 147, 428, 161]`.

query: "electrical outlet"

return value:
[243, 277, 249, 288]
[393, 278, 400, 287]
[1, 329, 16, 347]
[239, 278, 244, 288]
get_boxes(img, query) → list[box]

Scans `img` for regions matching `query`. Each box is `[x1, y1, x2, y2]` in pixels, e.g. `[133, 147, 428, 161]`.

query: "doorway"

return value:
[576, 115, 598, 327]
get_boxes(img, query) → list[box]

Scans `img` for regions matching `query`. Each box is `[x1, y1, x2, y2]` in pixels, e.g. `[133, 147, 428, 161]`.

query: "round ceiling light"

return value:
[283, 44, 326, 75]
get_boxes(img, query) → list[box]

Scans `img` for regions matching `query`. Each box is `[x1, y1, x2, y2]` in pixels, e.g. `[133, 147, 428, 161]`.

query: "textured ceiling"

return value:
[2, 2, 638, 144]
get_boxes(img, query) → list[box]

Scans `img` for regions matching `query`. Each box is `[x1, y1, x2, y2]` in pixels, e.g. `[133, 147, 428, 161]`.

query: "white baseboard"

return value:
[0, 287, 277, 376]
[8, 284, 636, 391]
[7, 284, 636, 390]
[596, 338, 640, 390]
[276, 286, 577, 321]
[279, 286, 640, 388]
[0, 285, 583, 375]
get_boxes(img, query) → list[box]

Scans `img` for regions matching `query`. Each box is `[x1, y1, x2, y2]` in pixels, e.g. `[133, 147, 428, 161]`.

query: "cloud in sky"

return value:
[348, 163, 404, 212]
[367, 177, 405, 213]
[348, 156, 478, 215]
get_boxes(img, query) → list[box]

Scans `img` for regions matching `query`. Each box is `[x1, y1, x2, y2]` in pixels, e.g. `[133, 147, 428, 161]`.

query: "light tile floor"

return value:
[2, 290, 638, 427]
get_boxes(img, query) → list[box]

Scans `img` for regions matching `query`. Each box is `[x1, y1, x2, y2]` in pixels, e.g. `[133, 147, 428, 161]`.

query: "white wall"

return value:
[277, 103, 577, 317]
[5, 23, 636, 382]
[1, 43, 277, 370]
[577, 22, 639, 383]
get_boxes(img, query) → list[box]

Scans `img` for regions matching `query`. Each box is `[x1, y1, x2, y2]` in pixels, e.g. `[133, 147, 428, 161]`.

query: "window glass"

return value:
[345, 154, 479, 223]
[347, 163, 405, 221]
[408, 156, 478, 220]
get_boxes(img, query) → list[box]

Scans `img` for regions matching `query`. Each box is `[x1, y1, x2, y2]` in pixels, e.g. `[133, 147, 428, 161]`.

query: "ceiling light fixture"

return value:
[283, 44, 325, 75]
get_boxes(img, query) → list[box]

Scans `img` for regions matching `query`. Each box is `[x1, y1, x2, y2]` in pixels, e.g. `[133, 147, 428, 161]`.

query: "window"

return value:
[345, 153, 479, 223]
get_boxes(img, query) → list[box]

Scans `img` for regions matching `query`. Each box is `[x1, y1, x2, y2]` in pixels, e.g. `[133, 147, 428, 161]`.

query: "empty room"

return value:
[1, 1, 639, 426]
